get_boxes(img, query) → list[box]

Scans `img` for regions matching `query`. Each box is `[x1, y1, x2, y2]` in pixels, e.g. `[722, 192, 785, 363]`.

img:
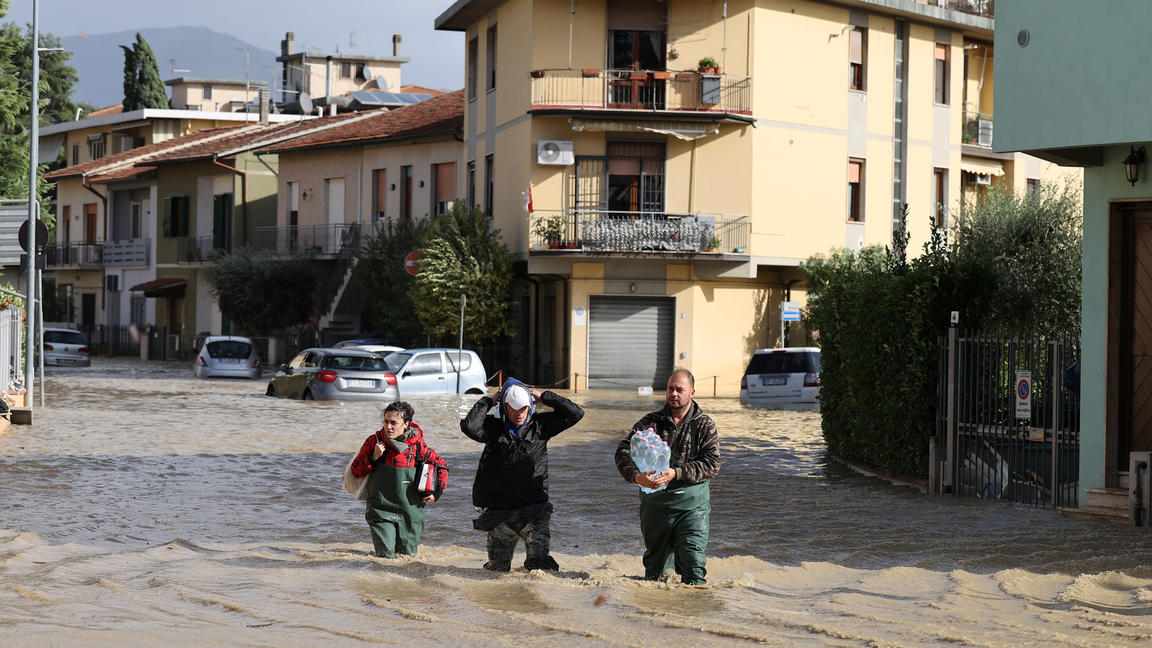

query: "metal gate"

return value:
[937, 328, 1080, 507]
[588, 296, 674, 390]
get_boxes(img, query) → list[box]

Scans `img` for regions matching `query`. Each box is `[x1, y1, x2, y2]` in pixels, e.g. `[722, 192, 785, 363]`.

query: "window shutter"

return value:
[435, 162, 456, 203]
[849, 29, 863, 64]
[375, 170, 387, 213]
[935, 43, 948, 61]
[163, 196, 173, 238]
[607, 0, 666, 31]
[179, 197, 190, 237]
[848, 160, 862, 183]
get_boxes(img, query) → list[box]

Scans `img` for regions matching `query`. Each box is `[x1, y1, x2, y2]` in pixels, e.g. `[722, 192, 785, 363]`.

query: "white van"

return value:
[739, 347, 821, 406]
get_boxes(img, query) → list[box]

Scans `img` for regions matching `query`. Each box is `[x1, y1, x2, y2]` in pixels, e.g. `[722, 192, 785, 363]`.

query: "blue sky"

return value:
[4, 0, 464, 90]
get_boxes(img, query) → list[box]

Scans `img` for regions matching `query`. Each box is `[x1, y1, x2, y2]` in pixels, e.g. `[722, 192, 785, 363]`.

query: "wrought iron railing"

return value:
[530, 68, 752, 114]
[529, 210, 749, 255]
[44, 242, 103, 268]
[936, 328, 1079, 508]
[176, 236, 218, 264]
[251, 223, 371, 257]
[921, 0, 994, 18]
[102, 239, 150, 267]
[962, 111, 994, 147]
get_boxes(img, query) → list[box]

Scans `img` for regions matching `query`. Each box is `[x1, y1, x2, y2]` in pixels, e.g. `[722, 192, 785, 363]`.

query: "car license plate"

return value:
[346, 378, 375, 388]
[58, 359, 75, 366]
[762, 376, 787, 386]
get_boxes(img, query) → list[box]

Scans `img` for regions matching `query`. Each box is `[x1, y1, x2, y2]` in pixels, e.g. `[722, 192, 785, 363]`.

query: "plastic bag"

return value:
[342, 454, 368, 500]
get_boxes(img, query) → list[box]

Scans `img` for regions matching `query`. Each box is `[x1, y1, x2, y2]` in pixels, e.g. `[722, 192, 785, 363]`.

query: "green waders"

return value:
[638, 481, 711, 585]
[364, 464, 426, 558]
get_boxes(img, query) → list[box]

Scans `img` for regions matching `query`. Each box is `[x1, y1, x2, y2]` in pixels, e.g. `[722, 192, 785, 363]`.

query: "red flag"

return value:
[524, 182, 534, 214]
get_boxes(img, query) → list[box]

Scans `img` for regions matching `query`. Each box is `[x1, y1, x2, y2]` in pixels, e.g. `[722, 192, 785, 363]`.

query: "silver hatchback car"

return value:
[382, 348, 488, 396]
[194, 336, 262, 379]
[266, 348, 400, 401]
[43, 327, 91, 367]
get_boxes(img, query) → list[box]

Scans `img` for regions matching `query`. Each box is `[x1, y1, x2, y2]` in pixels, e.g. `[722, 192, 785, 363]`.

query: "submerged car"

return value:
[194, 336, 261, 379]
[266, 348, 400, 401]
[381, 348, 488, 395]
[43, 327, 91, 367]
[739, 347, 821, 406]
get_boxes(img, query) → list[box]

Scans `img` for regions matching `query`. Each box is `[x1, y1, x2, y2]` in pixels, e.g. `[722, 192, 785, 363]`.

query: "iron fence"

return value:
[530, 210, 749, 255]
[530, 68, 752, 114]
[937, 328, 1080, 507]
[251, 223, 369, 257]
[44, 242, 103, 268]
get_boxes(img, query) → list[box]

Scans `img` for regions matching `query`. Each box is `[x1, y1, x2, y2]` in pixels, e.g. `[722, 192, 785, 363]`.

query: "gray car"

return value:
[43, 327, 91, 367]
[266, 347, 400, 401]
[382, 348, 488, 396]
[194, 336, 262, 379]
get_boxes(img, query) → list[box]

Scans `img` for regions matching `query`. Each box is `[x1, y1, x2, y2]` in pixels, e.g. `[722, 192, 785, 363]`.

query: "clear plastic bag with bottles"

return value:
[629, 427, 671, 494]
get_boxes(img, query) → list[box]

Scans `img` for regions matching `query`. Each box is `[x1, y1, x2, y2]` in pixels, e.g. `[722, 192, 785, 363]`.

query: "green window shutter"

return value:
[179, 197, 190, 237]
[162, 196, 173, 238]
[213, 194, 227, 251]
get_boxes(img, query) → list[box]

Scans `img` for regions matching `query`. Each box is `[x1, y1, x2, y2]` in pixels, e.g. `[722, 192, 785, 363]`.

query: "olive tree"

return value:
[204, 248, 319, 335]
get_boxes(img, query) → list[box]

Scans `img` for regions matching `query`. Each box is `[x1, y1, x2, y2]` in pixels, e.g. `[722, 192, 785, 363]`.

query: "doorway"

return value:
[1111, 202, 1152, 482]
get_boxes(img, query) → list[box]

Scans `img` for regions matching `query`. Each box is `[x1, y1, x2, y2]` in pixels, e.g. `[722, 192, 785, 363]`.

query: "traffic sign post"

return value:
[780, 301, 801, 348]
[1015, 370, 1032, 420]
[403, 250, 421, 276]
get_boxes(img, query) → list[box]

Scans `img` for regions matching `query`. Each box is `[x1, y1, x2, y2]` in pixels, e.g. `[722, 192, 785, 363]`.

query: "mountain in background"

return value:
[58, 26, 278, 110]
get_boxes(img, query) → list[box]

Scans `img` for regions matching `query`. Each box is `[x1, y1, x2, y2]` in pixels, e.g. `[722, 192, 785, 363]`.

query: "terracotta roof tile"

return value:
[400, 84, 447, 96]
[261, 90, 464, 154]
[42, 126, 249, 180]
[88, 104, 125, 117]
[145, 111, 371, 164]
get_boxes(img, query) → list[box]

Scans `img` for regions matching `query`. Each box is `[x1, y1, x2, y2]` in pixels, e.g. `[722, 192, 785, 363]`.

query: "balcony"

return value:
[103, 239, 150, 267]
[962, 111, 993, 147]
[177, 236, 220, 264]
[529, 210, 749, 256]
[919, 0, 994, 18]
[45, 242, 103, 268]
[251, 223, 371, 257]
[530, 68, 752, 116]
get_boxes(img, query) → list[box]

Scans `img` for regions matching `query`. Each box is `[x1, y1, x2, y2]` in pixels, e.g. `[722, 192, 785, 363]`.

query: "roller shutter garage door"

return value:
[588, 296, 674, 389]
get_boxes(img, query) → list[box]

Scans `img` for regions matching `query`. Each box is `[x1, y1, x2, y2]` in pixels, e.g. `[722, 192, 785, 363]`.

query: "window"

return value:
[202, 84, 213, 100]
[70, 144, 78, 166]
[1027, 178, 1040, 197]
[130, 294, 145, 327]
[606, 141, 665, 215]
[400, 165, 412, 221]
[486, 25, 497, 91]
[373, 169, 387, 220]
[88, 135, 105, 160]
[484, 155, 494, 215]
[356, 63, 367, 79]
[848, 159, 864, 222]
[340, 61, 352, 78]
[130, 201, 142, 239]
[163, 195, 190, 238]
[407, 353, 443, 375]
[61, 205, 70, 243]
[933, 168, 947, 228]
[466, 160, 476, 207]
[467, 36, 478, 100]
[849, 27, 867, 90]
[934, 42, 949, 104]
[84, 203, 98, 241]
[286, 181, 299, 229]
[432, 162, 456, 215]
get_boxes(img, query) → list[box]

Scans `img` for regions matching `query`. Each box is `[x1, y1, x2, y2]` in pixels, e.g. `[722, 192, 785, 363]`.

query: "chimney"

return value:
[392, 34, 402, 57]
[259, 89, 270, 124]
[281, 32, 295, 57]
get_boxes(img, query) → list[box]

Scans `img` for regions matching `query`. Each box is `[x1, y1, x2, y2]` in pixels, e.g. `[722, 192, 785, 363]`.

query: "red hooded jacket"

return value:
[349, 422, 449, 493]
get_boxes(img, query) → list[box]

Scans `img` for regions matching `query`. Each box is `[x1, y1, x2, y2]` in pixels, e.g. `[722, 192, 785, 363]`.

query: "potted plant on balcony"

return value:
[533, 214, 564, 249]
[697, 56, 718, 73]
[707, 235, 721, 252]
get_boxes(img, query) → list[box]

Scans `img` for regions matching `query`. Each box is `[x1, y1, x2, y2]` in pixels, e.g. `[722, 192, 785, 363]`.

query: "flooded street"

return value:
[2, 358, 1152, 646]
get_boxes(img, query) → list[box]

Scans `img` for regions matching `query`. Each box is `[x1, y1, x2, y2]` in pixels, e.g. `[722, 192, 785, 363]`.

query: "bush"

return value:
[803, 186, 1081, 477]
[204, 248, 319, 335]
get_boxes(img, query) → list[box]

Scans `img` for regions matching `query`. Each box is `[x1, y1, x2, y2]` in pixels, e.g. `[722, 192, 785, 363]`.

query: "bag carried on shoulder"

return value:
[342, 453, 369, 500]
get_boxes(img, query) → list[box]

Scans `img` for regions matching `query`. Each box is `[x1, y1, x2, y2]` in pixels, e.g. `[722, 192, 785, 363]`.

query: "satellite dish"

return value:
[299, 92, 313, 115]
[362, 65, 372, 79]
[375, 76, 390, 91]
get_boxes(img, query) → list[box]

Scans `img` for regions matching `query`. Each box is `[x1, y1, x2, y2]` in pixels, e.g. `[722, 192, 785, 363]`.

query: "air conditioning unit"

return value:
[537, 140, 574, 166]
[974, 174, 992, 186]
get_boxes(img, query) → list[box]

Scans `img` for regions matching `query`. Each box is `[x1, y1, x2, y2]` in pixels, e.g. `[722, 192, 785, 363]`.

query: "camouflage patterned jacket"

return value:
[614, 401, 720, 486]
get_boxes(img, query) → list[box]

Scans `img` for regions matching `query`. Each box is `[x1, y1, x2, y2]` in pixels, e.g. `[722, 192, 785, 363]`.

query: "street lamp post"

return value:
[24, 0, 40, 408]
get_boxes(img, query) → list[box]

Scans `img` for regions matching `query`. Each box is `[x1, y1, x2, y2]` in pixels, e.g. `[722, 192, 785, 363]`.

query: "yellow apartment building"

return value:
[277, 31, 410, 112]
[166, 77, 269, 113]
[435, 0, 1072, 393]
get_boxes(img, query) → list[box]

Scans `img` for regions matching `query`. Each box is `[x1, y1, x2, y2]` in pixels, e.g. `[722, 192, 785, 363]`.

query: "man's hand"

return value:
[635, 468, 675, 489]
[529, 387, 542, 400]
[421, 494, 436, 503]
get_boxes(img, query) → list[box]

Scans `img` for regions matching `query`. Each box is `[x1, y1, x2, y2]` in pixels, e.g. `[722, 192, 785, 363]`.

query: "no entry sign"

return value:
[403, 250, 421, 276]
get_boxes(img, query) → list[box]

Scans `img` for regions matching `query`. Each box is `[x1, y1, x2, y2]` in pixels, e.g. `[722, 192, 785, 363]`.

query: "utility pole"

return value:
[25, 0, 40, 408]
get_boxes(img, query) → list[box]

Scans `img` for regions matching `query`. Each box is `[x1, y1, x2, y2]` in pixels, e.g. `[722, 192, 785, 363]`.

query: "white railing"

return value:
[103, 239, 150, 267]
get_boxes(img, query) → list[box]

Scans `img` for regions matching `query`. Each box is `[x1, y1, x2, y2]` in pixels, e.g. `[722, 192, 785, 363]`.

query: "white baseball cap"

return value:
[504, 385, 531, 410]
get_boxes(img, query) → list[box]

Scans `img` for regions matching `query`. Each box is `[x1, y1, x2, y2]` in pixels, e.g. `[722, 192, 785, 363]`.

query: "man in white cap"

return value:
[460, 377, 584, 571]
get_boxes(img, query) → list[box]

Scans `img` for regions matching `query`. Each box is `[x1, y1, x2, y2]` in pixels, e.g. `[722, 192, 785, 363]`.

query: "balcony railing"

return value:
[177, 236, 220, 264]
[962, 111, 993, 147]
[918, 0, 994, 18]
[103, 239, 150, 267]
[45, 242, 103, 268]
[530, 68, 752, 115]
[251, 223, 371, 257]
[530, 210, 749, 255]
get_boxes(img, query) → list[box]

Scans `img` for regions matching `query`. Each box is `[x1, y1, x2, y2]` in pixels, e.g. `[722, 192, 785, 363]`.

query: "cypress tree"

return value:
[119, 43, 139, 110]
[132, 33, 168, 109]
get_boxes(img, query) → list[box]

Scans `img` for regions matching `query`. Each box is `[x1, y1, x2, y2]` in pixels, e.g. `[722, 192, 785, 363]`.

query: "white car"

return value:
[194, 336, 262, 379]
[381, 348, 488, 395]
[343, 344, 405, 357]
[43, 327, 91, 367]
[739, 347, 821, 406]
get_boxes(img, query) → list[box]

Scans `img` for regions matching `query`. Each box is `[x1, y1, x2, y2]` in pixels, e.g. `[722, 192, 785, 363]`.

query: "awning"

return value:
[129, 277, 186, 298]
[960, 156, 1005, 177]
[569, 118, 720, 141]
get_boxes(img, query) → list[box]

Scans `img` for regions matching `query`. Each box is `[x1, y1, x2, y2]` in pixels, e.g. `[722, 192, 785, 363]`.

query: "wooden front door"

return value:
[1120, 208, 1152, 465]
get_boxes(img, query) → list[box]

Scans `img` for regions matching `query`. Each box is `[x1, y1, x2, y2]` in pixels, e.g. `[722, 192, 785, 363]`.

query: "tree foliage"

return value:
[204, 248, 320, 336]
[803, 185, 1082, 477]
[121, 33, 167, 110]
[411, 204, 514, 343]
[353, 217, 428, 344]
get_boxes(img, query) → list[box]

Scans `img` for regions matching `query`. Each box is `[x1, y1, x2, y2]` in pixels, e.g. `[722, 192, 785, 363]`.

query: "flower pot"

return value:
[530, 70, 545, 78]
[547, 239, 562, 249]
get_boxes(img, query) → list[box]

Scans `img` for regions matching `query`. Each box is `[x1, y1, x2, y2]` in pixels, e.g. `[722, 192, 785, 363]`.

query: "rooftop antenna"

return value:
[169, 58, 190, 76]
[349, 30, 357, 51]
[237, 48, 252, 118]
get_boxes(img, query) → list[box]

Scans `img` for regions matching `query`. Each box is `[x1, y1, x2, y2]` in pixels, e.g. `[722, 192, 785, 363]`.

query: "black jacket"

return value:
[460, 390, 584, 509]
